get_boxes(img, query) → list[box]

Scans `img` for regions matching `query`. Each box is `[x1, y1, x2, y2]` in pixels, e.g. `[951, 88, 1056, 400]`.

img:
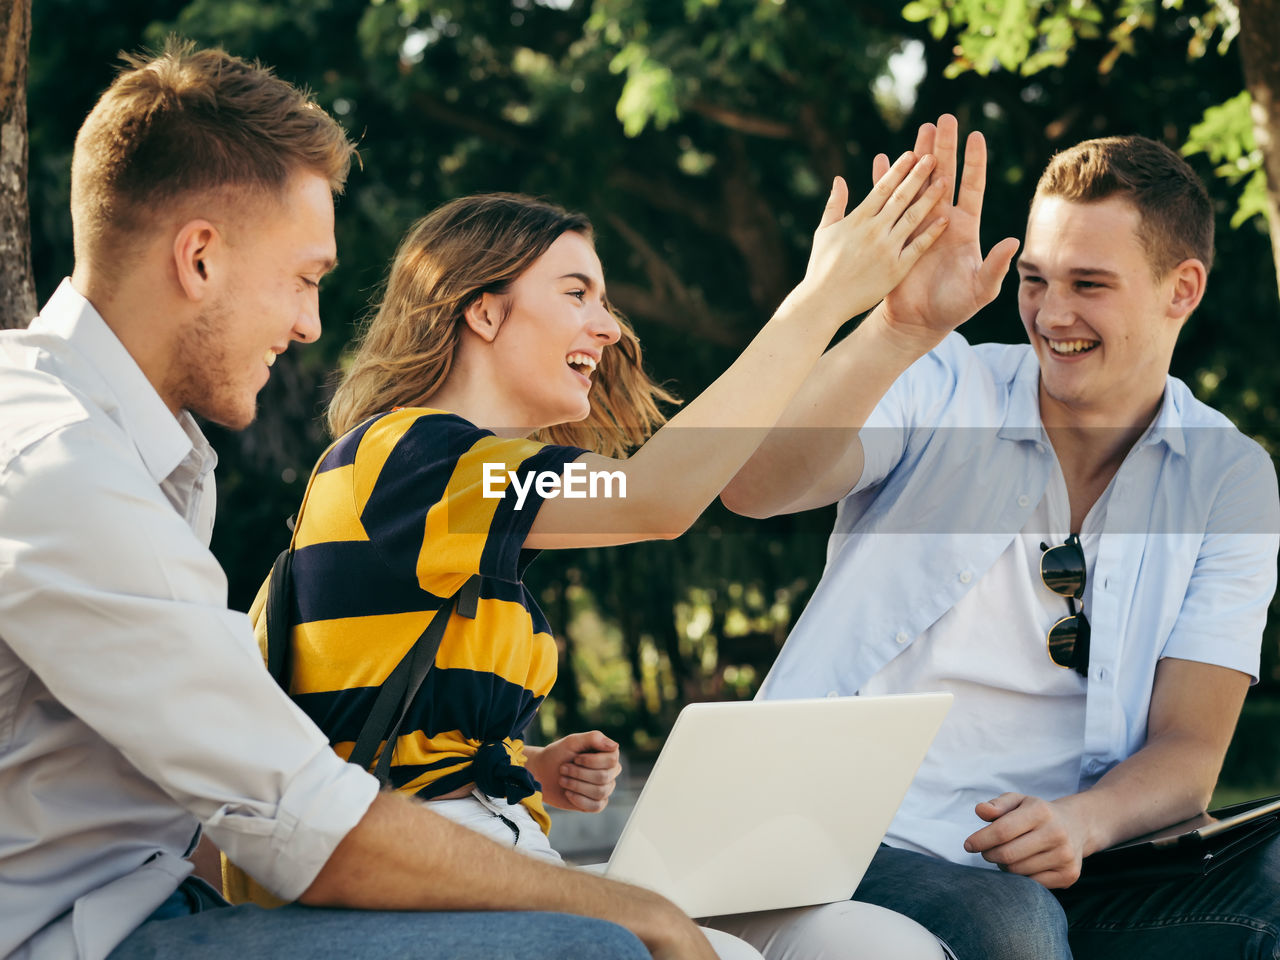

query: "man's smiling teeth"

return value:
[264, 350, 277, 367]
[567, 352, 597, 372]
[1047, 339, 1099, 356]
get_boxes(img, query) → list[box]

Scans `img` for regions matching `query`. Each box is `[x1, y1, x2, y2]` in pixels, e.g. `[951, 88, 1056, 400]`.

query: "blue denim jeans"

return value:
[852, 838, 1280, 960]
[108, 877, 650, 960]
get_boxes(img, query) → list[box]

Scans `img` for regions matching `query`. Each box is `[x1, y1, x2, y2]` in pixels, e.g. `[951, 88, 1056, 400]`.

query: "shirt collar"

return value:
[31, 278, 210, 484]
[997, 347, 1047, 444]
[1136, 378, 1186, 457]
[995, 346, 1185, 458]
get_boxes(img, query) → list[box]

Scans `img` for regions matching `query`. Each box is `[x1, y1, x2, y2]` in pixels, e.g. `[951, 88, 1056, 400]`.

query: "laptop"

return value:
[592, 692, 951, 918]
[1077, 793, 1280, 887]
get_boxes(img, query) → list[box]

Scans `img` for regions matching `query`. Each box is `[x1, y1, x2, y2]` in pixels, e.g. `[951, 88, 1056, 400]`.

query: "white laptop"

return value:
[594, 693, 951, 918]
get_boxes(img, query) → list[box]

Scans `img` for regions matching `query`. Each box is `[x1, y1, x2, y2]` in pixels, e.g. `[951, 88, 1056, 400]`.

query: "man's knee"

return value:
[964, 872, 1070, 960]
[856, 849, 1070, 960]
[541, 915, 651, 960]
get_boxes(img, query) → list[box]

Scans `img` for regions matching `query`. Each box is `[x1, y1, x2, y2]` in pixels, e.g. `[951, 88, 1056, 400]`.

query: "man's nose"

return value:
[1036, 285, 1075, 327]
[294, 307, 321, 345]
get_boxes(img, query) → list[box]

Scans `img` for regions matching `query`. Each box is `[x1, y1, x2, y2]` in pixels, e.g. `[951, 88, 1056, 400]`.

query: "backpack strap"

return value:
[350, 575, 483, 785]
[264, 547, 294, 687]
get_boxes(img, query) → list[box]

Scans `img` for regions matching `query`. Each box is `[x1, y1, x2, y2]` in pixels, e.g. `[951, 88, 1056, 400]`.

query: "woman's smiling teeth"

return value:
[567, 352, 597, 374]
[1047, 338, 1099, 356]
[264, 349, 277, 367]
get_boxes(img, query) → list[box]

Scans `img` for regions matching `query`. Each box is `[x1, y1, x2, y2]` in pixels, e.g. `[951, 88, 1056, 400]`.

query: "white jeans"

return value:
[430, 792, 945, 960]
[704, 901, 948, 959]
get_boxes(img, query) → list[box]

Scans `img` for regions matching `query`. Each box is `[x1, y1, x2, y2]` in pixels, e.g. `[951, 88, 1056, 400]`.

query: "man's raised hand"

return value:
[870, 114, 1021, 351]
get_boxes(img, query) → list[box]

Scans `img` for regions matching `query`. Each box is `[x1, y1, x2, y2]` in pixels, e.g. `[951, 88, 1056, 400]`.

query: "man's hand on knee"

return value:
[963, 793, 1088, 889]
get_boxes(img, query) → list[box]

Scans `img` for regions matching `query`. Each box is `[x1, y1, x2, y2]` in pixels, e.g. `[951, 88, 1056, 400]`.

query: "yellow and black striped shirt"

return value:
[261, 407, 584, 833]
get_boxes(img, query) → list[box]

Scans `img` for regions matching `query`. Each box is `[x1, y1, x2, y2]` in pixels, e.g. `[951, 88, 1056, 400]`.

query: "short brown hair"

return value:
[328, 193, 674, 457]
[1034, 136, 1214, 275]
[71, 38, 355, 265]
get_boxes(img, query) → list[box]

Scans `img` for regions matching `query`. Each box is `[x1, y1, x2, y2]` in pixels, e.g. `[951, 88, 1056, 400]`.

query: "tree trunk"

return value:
[1237, 0, 1280, 301]
[0, 0, 33, 330]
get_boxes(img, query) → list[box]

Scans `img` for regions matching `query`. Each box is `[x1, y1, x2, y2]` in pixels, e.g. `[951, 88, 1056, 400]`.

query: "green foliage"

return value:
[901, 0, 1107, 77]
[904, 0, 1266, 231]
[24, 0, 1280, 750]
[1183, 91, 1268, 229]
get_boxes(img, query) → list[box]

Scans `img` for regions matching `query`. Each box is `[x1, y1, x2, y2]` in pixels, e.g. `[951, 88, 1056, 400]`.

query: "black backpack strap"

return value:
[264, 547, 294, 688]
[350, 575, 484, 785]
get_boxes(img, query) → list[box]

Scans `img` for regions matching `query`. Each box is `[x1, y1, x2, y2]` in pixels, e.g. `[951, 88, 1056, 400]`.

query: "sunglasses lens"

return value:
[1041, 546, 1085, 598]
[1047, 616, 1079, 668]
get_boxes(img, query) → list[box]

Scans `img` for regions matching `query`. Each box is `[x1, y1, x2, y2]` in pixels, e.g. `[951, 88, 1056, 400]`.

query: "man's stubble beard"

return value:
[168, 299, 257, 430]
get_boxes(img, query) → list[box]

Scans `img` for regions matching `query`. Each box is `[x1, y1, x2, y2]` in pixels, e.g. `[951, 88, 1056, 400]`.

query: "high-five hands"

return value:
[964, 792, 1091, 889]
[797, 151, 951, 323]
[871, 114, 1021, 351]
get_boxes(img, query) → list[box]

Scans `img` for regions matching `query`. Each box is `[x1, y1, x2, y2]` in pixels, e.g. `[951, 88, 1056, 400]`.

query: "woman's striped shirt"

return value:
[258, 407, 585, 833]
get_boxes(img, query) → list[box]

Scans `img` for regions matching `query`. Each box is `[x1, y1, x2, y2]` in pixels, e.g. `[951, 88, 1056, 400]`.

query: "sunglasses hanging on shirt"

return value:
[1039, 533, 1091, 678]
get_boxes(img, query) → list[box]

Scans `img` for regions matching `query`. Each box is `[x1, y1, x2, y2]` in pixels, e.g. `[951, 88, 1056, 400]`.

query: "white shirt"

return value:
[861, 461, 1103, 865]
[760, 334, 1278, 807]
[0, 280, 379, 959]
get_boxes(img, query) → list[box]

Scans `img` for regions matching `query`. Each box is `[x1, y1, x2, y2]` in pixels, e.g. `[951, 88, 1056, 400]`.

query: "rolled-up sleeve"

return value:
[0, 420, 378, 900]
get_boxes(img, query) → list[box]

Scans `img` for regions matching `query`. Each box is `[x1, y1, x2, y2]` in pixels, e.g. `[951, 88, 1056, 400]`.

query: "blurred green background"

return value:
[25, 0, 1280, 799]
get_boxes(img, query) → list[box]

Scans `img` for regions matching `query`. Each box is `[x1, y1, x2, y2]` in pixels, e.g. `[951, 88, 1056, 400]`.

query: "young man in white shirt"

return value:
[0, 40, 742, 960]
[721, 117, 1280, 959]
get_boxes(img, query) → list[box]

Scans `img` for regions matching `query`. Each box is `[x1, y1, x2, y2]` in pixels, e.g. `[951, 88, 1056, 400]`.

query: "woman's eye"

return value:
[568, 289, 586, 301]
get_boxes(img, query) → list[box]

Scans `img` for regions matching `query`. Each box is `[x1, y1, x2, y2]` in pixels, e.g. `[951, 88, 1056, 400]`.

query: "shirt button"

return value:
[826, 690, 839, 698]
[959, 570, 973, 584]
[1017, 495, 1030, 508]
[895, 631, 910, 645]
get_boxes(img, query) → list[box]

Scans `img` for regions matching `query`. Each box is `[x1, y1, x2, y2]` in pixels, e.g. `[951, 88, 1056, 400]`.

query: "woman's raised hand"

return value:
[796, 152, 950, 324]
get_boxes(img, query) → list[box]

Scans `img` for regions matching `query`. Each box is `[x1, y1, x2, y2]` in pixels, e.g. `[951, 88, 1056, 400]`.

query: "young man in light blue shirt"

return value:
[722, 117, 1280, 959]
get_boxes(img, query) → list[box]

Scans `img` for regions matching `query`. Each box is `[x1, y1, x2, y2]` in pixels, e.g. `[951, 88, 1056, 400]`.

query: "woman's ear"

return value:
[463, 293, 503, 343]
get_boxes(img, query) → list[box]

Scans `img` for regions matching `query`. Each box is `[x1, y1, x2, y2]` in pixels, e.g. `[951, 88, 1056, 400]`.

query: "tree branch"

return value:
[686, 98, 795, 139]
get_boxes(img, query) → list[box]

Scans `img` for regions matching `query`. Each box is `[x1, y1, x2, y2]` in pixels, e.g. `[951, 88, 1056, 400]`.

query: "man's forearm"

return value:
[720, 305, 935, 518]
[1054, 730, 1228, 858]
[300, 793, 706, 957]
[1059, 658, 1251, 856]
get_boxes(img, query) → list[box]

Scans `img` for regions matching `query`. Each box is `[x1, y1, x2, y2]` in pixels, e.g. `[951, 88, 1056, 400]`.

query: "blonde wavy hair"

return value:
[328, 194, 675, 456]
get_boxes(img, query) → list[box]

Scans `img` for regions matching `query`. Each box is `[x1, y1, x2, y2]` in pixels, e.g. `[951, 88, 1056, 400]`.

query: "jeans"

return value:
[853, 838, 1280, 960]
[108, 878, 650, 960]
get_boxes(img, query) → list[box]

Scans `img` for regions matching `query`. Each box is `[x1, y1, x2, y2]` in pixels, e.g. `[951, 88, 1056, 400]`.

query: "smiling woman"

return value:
[249, 181, 951, 956]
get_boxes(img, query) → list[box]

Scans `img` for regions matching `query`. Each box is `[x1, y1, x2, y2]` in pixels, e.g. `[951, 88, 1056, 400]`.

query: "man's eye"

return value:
[302, 277, 320, 290]
[1020, 275, 1044, 285]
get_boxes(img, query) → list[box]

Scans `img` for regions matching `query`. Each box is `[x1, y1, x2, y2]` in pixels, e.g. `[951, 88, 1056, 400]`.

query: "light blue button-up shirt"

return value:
[760, 333, 1279, 790]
